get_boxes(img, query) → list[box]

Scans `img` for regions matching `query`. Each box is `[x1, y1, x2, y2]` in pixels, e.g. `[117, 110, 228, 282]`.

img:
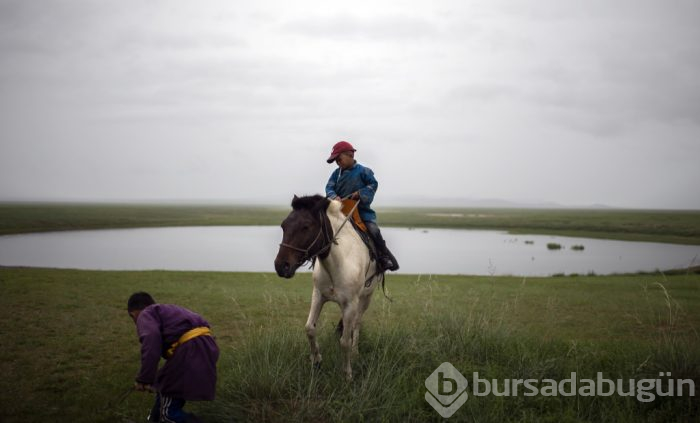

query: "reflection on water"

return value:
[0, 226, 698, 276]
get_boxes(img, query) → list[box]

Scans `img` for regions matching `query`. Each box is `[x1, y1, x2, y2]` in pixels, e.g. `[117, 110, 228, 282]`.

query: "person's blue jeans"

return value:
[148, 392, 188, 423]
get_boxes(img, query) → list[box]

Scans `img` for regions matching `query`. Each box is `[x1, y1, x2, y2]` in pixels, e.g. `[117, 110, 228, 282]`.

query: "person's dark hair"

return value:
[127, 292, 156, 312]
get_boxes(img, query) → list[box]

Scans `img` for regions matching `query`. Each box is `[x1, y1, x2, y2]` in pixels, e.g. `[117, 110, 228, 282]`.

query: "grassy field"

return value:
[1, 202, 700, 244]
[1, 267, 698, 422]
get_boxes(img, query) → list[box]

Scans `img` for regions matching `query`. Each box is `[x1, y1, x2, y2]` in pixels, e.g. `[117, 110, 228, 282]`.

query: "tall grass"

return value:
[203, 281, 699, 422]
[204, 317, 698, 422]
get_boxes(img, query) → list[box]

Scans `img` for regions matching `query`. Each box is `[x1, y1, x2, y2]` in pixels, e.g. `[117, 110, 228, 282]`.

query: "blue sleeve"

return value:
[325, 169, 339, 199]
[358, 167, 378, 205]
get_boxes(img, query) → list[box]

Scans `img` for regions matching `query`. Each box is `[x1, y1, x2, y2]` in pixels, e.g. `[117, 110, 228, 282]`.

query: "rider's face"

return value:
[335, 151, 355, 170]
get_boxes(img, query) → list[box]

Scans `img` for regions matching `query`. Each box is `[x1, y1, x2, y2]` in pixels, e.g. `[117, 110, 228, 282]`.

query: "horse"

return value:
[274, 194, 382, 380]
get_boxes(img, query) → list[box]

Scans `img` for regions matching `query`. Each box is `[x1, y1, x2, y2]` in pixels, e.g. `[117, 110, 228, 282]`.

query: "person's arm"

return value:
[356, 167, 378, 205]
[325, 169, 340, 199]
[134, 309, 162, 386]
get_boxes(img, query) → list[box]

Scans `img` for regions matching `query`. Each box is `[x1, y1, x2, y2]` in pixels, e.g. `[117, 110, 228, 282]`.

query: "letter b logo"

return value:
[425, 362, 468, 418]
[438, 371, 458, 396]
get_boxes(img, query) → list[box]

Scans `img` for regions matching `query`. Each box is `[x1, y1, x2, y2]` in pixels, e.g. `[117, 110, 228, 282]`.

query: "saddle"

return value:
[340, 199, 367, 232]
[340, 199, 378, 264]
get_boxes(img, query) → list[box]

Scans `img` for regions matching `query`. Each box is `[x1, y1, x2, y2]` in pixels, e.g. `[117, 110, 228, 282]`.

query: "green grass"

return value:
[0, 203, 289, 235]
[1, 267, 698, 422]
[1, 203, 700, 244]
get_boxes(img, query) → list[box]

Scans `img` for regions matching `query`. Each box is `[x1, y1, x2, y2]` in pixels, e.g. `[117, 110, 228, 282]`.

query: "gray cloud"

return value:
[1, 0, 699, 208]
[283, 14, 439, 41]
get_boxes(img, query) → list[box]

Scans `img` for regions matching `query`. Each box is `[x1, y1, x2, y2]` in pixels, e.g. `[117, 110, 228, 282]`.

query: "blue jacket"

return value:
[325, 162, 378, 222]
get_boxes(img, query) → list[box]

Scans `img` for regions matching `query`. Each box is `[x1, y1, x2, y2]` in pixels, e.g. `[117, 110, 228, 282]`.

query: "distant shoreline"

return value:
[1, 202, 699, 245]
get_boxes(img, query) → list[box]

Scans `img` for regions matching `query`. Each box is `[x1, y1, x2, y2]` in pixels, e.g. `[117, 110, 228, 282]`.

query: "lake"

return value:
[0, 226, 698, 276]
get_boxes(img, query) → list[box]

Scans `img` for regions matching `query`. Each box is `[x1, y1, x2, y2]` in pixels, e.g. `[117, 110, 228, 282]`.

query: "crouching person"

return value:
[127, 292, 219, 423]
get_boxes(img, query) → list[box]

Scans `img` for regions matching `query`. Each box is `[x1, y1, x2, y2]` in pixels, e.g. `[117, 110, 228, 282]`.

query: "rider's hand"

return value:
[349, 191, 360, 200]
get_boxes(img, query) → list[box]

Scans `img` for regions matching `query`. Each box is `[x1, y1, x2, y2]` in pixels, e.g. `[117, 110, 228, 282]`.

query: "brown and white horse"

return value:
[274, 194, 381, 380]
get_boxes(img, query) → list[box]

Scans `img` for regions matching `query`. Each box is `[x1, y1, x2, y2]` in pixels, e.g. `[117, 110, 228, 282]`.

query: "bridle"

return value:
[278, 200, 359, 269]
[279, 210, 335, 268]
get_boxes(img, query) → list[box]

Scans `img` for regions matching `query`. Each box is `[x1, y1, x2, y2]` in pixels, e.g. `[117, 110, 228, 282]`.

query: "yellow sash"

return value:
[166, 327, 211, 359]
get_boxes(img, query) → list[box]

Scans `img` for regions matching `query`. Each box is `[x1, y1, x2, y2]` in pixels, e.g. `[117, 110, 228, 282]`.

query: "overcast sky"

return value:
[1, 0, 699, 209]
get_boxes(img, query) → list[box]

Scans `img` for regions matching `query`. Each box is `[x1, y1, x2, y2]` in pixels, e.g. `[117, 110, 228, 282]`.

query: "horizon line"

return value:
[0, 196, 698, 211]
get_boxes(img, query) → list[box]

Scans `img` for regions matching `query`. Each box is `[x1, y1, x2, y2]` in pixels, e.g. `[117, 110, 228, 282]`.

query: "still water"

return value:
[0, 226, 698, 276]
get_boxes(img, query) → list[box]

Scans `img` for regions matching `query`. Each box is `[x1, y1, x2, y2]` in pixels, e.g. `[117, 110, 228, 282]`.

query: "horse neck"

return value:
[323, 207, 361, 263]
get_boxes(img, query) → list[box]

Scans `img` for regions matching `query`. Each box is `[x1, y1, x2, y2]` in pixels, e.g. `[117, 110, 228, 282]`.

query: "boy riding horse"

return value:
[325, 141, 399, 272]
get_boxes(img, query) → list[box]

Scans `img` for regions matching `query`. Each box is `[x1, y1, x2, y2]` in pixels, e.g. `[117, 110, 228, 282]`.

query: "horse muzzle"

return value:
[274, 258, 297, 279]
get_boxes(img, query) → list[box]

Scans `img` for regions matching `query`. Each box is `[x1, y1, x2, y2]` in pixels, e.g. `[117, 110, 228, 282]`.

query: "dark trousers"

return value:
[364, 221, 385, 248]
[149, 393, 188, 423]
[365, 221, 399, 270]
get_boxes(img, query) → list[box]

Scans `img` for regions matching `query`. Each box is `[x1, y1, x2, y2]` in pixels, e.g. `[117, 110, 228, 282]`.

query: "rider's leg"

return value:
[364, 221, 399, 271]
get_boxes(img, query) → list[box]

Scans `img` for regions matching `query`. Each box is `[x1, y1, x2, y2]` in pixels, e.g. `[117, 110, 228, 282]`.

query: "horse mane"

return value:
[290, 194, 343, 218]
[291, 194, 329, 211]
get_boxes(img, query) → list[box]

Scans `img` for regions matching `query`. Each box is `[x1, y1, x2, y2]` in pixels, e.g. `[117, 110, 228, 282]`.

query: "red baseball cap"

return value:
[326, 141, 356, 163]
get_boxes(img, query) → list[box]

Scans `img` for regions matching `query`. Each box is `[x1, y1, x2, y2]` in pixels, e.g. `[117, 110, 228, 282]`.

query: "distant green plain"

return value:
[1, 202, 699, 244]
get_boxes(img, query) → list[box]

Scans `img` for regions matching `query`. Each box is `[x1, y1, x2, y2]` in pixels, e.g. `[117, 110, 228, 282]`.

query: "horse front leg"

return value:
[351, 294, 373, 355]
[305, 288, 325, 369]
[340, 300, 359, 381]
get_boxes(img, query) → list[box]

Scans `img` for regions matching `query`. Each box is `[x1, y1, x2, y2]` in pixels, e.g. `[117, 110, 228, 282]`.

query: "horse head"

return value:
[274, 194, 331, 278]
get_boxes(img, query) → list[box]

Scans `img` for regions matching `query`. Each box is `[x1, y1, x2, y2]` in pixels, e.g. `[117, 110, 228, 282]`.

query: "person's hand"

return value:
[349, 191, 360, 200]
[134, 382, 154, 392]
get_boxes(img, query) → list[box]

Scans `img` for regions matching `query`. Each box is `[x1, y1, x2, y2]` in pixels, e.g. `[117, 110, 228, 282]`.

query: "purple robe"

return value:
[135, 304, 219, 400]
